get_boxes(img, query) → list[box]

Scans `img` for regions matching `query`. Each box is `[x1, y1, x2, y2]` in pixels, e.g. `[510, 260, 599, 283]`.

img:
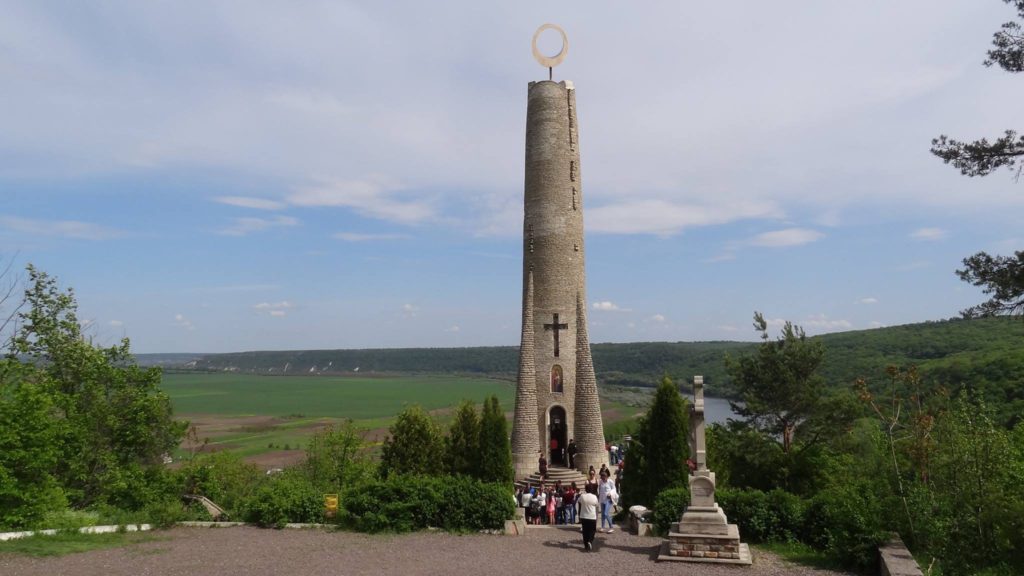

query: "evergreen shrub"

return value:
[651, 486, 689, 535]
[244, 472, 325, 528]
[716, 487, 804, 543]
[342, 474, 513, 533]
[802, 484, 886, 572]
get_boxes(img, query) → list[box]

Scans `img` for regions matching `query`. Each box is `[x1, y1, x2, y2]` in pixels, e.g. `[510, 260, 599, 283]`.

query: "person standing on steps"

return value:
[567, 438, 577, 469]
[577, 483, 599, 552]
[538, 451, 548, 480]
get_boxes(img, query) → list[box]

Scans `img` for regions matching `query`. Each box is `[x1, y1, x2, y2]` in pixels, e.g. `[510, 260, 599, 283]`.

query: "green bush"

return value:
[342, 474, 513, 533]
[716, 487, 804, 543]
[802, 484, 886, 572]
[651, 486, 689, 535]
[180, 452, 261, 517]
[244, 472, 325, 528]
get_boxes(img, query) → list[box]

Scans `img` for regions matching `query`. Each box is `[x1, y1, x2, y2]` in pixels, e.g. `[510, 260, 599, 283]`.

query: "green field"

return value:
[162, 372, 515, 418]
[161, 373, 518, 464]
[160, 372, 644, 466]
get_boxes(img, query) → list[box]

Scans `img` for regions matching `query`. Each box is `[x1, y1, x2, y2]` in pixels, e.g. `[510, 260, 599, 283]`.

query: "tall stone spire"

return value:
[511, 270, 538, 479]
[510, 25, 607, 480]
[572, 291, 606, 473]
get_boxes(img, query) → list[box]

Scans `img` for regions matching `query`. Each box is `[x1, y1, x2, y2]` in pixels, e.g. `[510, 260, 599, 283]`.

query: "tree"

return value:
[10, 265, 185, 508]
[931, 1, 1024, 178]
[0, 360, 66, 528]
[956, 250, 1024, 317]
[444, 400, 480, 477]
[379, 404, 443, 478]
[624, 375, 690, 507]
[303, 420, 372, 491]
[477, 395, 513, 483]
[726, 312, 827, 455]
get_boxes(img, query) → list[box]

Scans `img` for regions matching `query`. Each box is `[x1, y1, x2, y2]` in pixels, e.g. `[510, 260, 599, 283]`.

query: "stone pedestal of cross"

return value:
[658, 375, 751, 565]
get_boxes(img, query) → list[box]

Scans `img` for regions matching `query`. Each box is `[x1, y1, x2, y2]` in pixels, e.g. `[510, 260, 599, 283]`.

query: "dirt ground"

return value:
[0, 525, 857, 576]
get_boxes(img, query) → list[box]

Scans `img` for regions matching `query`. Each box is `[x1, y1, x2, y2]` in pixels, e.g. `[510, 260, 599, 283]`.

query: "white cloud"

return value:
[717, 324, 739, 332]
[401, 303, 419, 317]
[109, 319, 124, 327]
[173, 313, 194, 330]
[749, 228, 824, 248]
[288, 178, 434, 225]
[592, 301, 630, 312]
[219, 215, 299, 236]
[869, 321, 887, 329]
[214, 196, 286, 210]
[445, 325, 460, 333]
[254, 301, 293, 317]
[910, 227, 947, 241]
[857, 297, 878, 304]
[803, 314, 852, 330]
[587, 199, 781, 236]
[650, 314, 666, 323]
[333, 232, 409, 242]
[254, 301, 293, 310]
[0, 215, 125, 240]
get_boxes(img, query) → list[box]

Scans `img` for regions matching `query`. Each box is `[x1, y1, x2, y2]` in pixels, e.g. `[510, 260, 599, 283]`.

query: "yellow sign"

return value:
[324, 494, 339, 518]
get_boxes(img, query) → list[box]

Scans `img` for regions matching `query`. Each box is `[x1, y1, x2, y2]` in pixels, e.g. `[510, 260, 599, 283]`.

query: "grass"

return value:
[165, 373, 519, 461]
[164, 372, 642, 463]
[754, 541, 844, 571]
[0, 531, 162, 558]
[162, 373, 515, 418]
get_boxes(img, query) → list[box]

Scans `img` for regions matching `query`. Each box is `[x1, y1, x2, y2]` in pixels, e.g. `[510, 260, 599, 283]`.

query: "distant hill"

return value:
[167, 318, 1023, 420]
[135, 353, 205, 367]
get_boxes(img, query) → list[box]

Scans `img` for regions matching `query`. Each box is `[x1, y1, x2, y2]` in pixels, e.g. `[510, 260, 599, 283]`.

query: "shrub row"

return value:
[341, 474, 514, 533]
[652, 484, 886, 572]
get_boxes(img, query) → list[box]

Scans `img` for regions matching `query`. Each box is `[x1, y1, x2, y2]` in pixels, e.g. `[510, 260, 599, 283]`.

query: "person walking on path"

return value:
[577, 483, 599, 552]
[598, 470, 615, 533]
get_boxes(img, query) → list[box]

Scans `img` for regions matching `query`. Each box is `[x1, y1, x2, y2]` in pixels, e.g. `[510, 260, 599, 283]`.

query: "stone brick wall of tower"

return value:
[524, 80, 583, 460]
[511, 271, 538, 478]
[573, 291, 608, 473]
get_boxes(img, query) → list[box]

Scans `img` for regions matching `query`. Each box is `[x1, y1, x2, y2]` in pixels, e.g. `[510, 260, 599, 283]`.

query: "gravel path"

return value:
[0, 525, 857, 576]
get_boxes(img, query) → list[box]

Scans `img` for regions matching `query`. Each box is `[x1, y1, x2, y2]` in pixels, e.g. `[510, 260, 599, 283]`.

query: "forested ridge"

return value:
[165, 317, 1024, 420]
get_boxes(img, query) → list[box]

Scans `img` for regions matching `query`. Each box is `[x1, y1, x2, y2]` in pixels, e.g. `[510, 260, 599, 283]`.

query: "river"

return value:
[702, 396, 739, 426]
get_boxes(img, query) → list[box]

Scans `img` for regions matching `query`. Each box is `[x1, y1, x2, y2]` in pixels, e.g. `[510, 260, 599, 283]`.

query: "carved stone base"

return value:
[657, 524, 752, 565]
[675, 504, 730, 535]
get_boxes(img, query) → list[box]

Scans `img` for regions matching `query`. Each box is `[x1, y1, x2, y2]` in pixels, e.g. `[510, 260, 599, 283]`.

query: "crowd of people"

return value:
[515, 466, 619, 533]
[513, 438, 629, 551]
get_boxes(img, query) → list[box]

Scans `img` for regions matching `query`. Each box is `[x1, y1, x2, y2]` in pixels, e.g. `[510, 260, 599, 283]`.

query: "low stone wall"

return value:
[879, 535, 923, 576]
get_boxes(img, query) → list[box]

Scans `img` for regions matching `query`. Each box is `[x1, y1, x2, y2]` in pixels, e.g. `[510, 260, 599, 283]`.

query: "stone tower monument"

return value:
[511, 24, 607, 480]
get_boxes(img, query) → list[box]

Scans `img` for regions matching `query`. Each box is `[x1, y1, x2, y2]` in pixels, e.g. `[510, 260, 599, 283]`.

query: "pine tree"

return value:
[625, 375, 690, 507]
[444, 400, 480, 477]
[379, 405, 443, 478]
[478, 395, 513, 483]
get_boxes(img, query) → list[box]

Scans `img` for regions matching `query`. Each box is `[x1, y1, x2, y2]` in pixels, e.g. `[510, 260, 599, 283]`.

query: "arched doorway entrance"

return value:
[548, 406, 567, 465]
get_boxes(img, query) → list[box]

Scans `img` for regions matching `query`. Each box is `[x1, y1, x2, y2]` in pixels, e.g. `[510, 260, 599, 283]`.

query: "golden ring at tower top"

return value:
[532, 23, 568, 68]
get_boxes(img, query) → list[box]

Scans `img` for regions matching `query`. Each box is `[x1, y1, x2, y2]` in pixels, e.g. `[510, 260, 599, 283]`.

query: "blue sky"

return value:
[1, 1, 1022, 353]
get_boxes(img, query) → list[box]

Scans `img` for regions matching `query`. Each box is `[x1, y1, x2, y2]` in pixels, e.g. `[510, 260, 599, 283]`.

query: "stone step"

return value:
[517, 466, 589, 489]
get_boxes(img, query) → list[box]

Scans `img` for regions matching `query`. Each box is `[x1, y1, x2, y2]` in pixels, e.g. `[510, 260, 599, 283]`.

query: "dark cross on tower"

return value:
[543, 313, 569, 357]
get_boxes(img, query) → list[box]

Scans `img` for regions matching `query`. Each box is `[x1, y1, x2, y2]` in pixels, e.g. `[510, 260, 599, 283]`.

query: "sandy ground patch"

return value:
[0, 525, 857, 576]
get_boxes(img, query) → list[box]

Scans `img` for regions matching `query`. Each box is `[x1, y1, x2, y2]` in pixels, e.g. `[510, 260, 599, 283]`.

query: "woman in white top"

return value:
[597, 471, 615, 533]
[577, 484, 599, 551]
